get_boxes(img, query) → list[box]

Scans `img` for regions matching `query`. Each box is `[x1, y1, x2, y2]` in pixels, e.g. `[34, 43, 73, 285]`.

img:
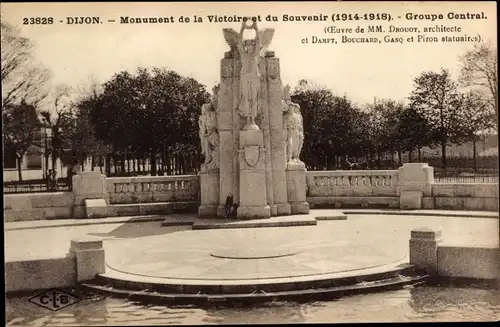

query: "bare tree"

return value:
[1, 21, 32, 82]
[1, 20, 51, 108]
[458, 43, 498, 119]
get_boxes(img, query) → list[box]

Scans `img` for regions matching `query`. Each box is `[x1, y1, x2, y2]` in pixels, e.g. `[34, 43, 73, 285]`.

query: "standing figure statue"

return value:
[282, 84, 304, 164]
[199, 85, 220, 167]
[222, 19, 274, 130]
[294, 103, 304, 158]
[236, 20, 261, 129]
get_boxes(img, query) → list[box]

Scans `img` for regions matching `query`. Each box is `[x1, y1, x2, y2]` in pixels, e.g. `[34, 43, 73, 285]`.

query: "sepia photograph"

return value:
[2, 1, 499, 325]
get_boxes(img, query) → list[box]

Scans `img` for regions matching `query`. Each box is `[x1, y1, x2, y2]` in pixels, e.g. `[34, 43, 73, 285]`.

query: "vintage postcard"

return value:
[3, 1, 499, 325]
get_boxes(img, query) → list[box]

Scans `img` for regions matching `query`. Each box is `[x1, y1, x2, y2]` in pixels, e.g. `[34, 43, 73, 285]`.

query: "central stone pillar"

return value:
[216, 53, 237, 217]
[237, 128, 271, 219]
[266, 56, 291, 216]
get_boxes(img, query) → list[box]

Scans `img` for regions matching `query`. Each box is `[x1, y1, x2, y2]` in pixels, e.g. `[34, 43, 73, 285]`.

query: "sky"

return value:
[1, 1, 497, 109]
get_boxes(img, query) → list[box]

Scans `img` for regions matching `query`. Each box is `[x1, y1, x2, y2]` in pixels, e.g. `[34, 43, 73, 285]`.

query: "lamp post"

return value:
[44, 126, 49, 180]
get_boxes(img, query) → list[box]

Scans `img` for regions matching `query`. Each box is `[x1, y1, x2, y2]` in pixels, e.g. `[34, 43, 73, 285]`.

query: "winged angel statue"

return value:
[223, 20, 274, 129]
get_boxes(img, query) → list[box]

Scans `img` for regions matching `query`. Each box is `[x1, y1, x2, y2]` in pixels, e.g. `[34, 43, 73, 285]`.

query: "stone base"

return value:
[270, 204, 278, 216]
[199, 167, 220, 210]
[290, 202, 310, 214]
[216, 205, 227, 218]
[69, 237, 106, 282]
[400, 191, 423, 209]
[84, 199, 108, 218]
[286, 163, 309, 215]
[216, 204, 240, 218]
[286, 160, 306, 171]
[276, 203, 292, 215]
[237, 205, 271, 220]
[409, 228, 443, 275]
[198, 205, 218, 218]
[191, 215, 317, 230]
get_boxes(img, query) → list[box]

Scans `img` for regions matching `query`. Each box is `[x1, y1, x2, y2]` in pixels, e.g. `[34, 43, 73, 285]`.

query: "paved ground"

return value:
[104, 220, 407, 281]
[5, 209, 497, 231]
[5, 210, 498, 269]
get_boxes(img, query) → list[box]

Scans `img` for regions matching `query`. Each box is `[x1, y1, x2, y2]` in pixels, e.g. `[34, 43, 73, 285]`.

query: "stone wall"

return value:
[410, 228, 499, 280]
[437, 246, 499, 280]
[6, 238, 105, 293]
[4, 192, 74, 222]
[6, 257, 76, 292]
[3, 173, 201, 222]
[424, 183, 499, 211]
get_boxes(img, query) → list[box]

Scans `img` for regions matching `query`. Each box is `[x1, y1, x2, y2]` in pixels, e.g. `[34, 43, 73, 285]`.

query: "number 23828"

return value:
[23, 17, 54, 25]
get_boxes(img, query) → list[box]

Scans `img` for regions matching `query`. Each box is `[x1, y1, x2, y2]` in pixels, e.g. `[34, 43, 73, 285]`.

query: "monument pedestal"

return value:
[276, 203, 292, 215]
[198, 165, 220, 218]
[237, 128, 271, 219]
[286, 161, 310, 214]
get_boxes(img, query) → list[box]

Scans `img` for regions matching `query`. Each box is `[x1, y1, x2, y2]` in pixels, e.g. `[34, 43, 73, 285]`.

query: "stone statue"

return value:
[222, 19, 274, 130]
[199, 85, 220, 167]
[282, 84, 304, 164]
[295, 103, 304, 158]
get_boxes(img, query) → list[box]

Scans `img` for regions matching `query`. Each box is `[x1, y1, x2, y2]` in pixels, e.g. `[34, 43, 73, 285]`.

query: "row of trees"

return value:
[86, 68, 209, 176]
[291, 56, 497, 171]
[2, 21, 210, 180]
[2, 20, 498, 181]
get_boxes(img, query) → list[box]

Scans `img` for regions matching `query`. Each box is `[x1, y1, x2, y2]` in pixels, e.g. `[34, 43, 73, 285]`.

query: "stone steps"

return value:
[108, 201, 198, 216]
[93, 262, 417, 294]
[308, 196, 399, 209]
[82, 264, 427, 305]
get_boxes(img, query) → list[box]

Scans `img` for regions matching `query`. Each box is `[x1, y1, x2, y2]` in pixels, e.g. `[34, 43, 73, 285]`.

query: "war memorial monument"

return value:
[198, 19, 309, 219]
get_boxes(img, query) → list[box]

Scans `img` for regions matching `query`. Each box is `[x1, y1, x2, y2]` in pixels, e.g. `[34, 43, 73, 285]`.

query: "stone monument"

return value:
[198, 19, 309, 219]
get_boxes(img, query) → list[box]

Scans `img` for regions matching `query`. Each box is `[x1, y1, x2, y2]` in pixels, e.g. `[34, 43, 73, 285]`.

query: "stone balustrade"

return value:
[107, 175, 200, 204]
[307, 170, 399, 197]
[3, 164, 498, 222]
